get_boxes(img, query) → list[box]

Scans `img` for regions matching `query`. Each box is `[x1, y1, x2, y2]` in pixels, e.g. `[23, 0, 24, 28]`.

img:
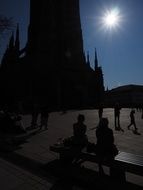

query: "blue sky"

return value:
[0, 0, 143, 89]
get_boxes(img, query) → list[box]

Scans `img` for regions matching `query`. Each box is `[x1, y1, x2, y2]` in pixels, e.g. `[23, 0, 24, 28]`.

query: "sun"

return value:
[104, 10, 119, 27]
[100, 7, 122, 31]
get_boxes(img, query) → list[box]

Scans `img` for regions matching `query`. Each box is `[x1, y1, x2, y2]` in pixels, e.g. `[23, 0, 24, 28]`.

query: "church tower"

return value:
[94, 48, 105, 106]
[26, 0, 85, 67]
[25, 0, 87, 109]
[0, 0, 105, 110]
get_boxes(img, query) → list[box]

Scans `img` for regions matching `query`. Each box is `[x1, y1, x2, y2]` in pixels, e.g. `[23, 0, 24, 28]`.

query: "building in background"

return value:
[0, 0, 105, 112]
[104, 85, 143, 108]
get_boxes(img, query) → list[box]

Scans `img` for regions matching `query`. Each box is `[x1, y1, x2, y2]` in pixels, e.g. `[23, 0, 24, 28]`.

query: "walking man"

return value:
[128, 109, 137, 131]
[114, 103, 124, 132]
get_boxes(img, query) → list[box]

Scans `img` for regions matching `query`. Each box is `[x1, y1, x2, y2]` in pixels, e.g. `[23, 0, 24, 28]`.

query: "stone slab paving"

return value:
[0, 108, 143, 189]
[0, 157, 53, 190]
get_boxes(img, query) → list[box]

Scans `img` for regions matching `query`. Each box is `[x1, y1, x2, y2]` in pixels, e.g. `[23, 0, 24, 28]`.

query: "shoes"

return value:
[115, 127, 124, 132]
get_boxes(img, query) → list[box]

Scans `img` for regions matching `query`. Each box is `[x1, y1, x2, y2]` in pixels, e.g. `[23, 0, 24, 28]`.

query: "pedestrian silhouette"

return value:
[30, 109, 39, 129]
[39, 107, 49, 130]
[98, 104, 103, 119]
[128, 109, 138, 131]
[114, 103, 124, 132]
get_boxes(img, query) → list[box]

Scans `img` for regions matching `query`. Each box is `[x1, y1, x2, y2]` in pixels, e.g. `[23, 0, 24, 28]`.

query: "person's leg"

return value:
[115, 115, 117, 129]
[127, 123, 132, 129]
[115, 116, 120, 130]
[117, 115, 120, 128]
[115, 115, 116, 127]
[133, 122, 137, 130]
[45, 118, 49, 129]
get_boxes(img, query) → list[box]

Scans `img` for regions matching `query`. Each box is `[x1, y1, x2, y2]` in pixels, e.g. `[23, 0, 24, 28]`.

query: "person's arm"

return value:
[89, 126, 97, 130]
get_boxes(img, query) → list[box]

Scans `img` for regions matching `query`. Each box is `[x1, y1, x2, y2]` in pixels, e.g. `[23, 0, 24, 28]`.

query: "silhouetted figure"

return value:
[39, 107, 49, 130]
[0, 111, 26, 134]
[72, 114, 88, 147]
[114, 103, 124, 132]
[30, 110, 39, 129]
[98, 105, 103, 119]
[0, 110, 15, 133]
[63, 114, 88, 164]
[128, 110, 138, 131]
[89, 118, 118, 175]
[72, 114, 88, 164]
[13, 114, 27, 133]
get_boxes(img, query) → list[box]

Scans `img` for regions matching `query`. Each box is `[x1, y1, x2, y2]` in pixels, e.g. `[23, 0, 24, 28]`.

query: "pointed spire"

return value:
[15, 23, 20, 52]
[86, 51, 90, 67]
[94, 48, 98, 70]
[9, 32, 14, 49]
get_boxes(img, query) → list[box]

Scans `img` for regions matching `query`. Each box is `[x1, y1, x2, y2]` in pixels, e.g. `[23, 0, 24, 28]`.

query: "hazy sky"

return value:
[0, 0, 143, 89]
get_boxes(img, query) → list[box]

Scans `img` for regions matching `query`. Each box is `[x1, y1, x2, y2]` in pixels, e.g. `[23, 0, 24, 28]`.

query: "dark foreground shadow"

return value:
[0, 151, 143, 190]
[44, 159, 143, 190]
[50, 178, 73, 190]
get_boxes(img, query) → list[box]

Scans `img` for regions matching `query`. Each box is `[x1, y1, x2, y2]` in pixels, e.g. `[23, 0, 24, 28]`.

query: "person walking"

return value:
[127, 109, 138, 131]
[114, 103, 124, 132]
[98, 104, 103, 120]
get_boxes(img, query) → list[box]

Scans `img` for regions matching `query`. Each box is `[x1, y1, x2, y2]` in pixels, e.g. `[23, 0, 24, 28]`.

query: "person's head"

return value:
[77, 114, 85, 122]
[98, 117, 109, 129]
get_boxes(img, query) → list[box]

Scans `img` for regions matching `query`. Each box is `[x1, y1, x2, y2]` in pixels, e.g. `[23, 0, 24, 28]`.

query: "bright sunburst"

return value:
[104, 9, 119, 27]
[99, 7, 123, 32]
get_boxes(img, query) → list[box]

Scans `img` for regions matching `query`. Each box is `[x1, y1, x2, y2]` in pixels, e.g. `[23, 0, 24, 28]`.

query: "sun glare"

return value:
[99, 7, 122, 31]
[104, 10, 119, 26]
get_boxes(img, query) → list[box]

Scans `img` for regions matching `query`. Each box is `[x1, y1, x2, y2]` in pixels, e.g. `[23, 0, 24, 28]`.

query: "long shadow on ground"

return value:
[0, 151, 143, 190]
[44, 159, 143, 190]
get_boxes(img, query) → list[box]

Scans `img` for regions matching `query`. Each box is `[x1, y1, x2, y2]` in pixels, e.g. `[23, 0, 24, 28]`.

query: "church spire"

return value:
[9, 32, 14, 49]
[15, 23, 20, 53]
[94, 48, 98, 70]
[86, 51, 90, 67]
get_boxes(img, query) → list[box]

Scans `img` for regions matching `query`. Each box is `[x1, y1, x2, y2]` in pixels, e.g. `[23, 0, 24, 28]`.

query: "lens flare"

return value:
[103, 8, 120, 28]
[98, 7, 123, 32]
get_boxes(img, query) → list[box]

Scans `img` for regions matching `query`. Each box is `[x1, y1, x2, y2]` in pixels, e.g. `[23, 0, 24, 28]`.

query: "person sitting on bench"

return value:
[63, 114, 88, 164]
[88, 118, 118, 175]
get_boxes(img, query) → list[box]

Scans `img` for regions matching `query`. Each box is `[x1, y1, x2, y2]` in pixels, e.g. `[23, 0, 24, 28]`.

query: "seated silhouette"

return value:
[0, 111, 26, 134]
[87, 118, 118, 175]
[63, 114, 88, 164]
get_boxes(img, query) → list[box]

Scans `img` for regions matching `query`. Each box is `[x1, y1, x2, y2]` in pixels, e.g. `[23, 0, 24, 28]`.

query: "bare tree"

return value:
[0, 15, 13, 36]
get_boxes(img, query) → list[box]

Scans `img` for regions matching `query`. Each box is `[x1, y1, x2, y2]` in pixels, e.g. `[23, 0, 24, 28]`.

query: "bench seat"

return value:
[50, 144, 143, 180]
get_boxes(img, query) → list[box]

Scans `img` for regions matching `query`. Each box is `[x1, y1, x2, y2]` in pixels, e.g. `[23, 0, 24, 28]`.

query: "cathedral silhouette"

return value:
[0, 0, 104, 112]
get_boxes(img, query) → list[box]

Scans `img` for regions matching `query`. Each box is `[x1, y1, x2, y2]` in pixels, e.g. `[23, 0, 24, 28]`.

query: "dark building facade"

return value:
[0, 0, 104, 111]
[104, 85, 143, 108]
